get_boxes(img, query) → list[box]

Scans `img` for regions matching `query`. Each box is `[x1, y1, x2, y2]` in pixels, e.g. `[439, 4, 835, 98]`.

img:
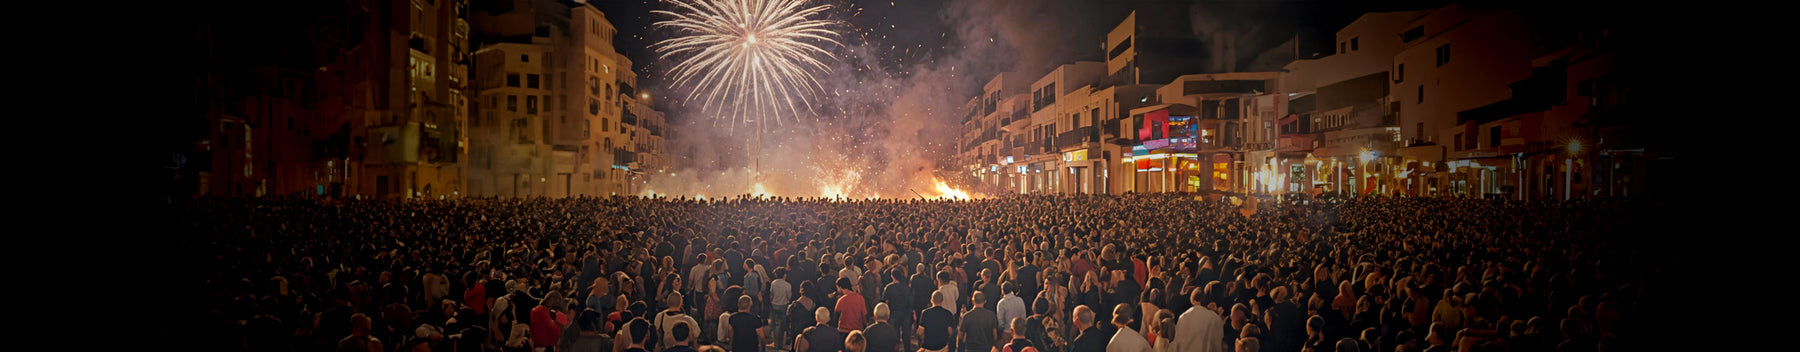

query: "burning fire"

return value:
[750, 183, 770, 198]
[933, 179, 972, 201]
[821, 185, 847, 200]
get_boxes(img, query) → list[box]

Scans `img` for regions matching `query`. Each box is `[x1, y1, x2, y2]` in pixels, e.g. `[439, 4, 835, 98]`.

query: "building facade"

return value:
[465, 0, 664, 198]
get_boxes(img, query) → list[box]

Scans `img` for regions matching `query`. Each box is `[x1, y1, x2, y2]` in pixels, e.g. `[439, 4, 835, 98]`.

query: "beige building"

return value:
[1026, 62, 1105, 194]
[1391, 5, 1540, 197]
[348, 0, 470, 200]
[466, 0, 661, 197]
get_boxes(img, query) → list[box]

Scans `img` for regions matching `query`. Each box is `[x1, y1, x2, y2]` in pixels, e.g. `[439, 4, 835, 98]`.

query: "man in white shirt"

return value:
[1106, 303, 1151, 352]
[1172, 282, 1225, 352]
[994, 283, 1026, 337]
[936, 271, 960, 315]
[655, 292, 700, 350]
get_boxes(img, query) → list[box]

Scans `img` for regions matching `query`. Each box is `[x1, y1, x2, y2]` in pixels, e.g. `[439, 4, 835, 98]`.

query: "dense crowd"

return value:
[163, 193, 1684, 352]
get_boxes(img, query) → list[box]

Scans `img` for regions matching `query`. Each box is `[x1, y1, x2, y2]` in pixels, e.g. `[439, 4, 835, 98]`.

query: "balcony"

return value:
[620, 109, 639, 126]
[613, 148, 636, 164]
[1055, 126, 1096, 150]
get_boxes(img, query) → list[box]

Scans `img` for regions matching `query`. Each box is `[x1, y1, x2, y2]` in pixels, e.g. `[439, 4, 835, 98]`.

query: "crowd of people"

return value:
[163, 192, 1685, 352]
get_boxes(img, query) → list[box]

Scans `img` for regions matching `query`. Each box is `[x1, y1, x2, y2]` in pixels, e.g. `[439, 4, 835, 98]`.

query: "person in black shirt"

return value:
[882, 270, 913, 352]
[864, 303, 901, 352]
[1067, 306, 1105, 352]
[727, 295, 765, 352]
[797, 307, 844, 352]
[919, 290, 957, 352]
[1017, 253, 1041, 304]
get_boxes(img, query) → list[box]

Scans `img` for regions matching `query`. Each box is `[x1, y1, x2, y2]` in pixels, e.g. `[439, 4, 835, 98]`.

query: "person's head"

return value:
[1002, 282, 1017, 296]
[350, 313, 372, 335]
[1334, 338, 1359, 352]
[937, 271, 952, 285]
[738, 295, 754, 312]
[837, 277, 854, 292]
[932, 290, 946, 308]
[971, 291, 987, 308]
[1112, 303, 1134, 327]
[874, 302, 891, 322]
[845, 330, 867, 352]
[1074, 305, 1095, 330]
[815, 306, 833, 326]
[1159, 317, 1178, 340]
[628, 318, 653, 347]
[667, 291, 686, 310]
[1230, 303, 1249, 326]
[671, 321, 693, 345]
[1425, 323, 1446, 346]
[543, 290, 565, 309]
[1236, 337, 1261, 352]
[1011, 317, 1030, 339]
[1307, 315, 1325, 336]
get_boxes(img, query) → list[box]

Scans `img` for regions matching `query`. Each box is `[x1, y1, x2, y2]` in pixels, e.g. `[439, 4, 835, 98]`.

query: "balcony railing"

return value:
[1054, 126, 1096, 149]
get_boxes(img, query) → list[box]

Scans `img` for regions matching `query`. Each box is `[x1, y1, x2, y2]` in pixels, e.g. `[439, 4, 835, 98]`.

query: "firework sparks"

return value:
[652, 0, 842, 130]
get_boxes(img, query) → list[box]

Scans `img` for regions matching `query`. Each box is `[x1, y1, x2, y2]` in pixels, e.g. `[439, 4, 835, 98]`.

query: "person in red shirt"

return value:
[531, 291, 571, 352]
[833, 277, 867, 333]
[466, 275, 488, 315]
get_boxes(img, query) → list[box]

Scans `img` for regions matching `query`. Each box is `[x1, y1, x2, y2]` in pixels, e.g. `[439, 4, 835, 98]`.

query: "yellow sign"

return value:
[1064, 150, 1089, 163]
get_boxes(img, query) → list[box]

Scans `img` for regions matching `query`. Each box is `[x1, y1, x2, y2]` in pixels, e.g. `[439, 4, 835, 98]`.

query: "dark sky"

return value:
[598, 0, 1449, 115]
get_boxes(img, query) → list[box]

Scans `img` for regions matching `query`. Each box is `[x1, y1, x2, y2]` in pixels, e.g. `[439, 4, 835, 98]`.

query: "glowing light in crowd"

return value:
[751, 183, 771, 198]
[821, 184, 847, 199]
[933, 179, 971, 200]
[652, 0, 842, 127]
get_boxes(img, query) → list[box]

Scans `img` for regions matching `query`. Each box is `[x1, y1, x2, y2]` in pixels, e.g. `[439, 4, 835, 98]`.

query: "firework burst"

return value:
[652, 0, 842, 130]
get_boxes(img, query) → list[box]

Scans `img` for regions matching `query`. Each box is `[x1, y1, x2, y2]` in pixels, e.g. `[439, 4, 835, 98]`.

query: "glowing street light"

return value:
[1567, 139, 1582, 156]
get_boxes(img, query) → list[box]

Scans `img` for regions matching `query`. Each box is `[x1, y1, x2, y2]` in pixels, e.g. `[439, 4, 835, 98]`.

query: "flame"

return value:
[933, 179, 971, 201]
[750, 183, 770, 198]
[821, 184, 847, 200]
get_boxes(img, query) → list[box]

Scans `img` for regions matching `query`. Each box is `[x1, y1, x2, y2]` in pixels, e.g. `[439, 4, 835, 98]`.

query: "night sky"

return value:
[594, 0, 1448, 116]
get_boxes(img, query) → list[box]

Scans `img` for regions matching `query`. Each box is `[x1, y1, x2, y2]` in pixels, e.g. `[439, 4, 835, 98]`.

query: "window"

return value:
[1490, 125, 1501, 148]
[527, 74, 539, 88]
[1417, 85, 1425, 104]
[1394, 64, 1405, 83]
[521, 54, 529, 62]
[589, 77, 600, 95]
[1416, 123, 1424, 141]
[1340, 42, 1346, 54]
[507, 74, 520, 87]
[1402, 26, 1425, 42]
[544, 95, 551, 113]
[1435, 43, 1451, 66]
[1350, 37, 1359, 51]
[508, 95, 518, 111]
[1454, 133, 1463, 150]
[589, 98, 599, 115]
[526, 96, 538, 114]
